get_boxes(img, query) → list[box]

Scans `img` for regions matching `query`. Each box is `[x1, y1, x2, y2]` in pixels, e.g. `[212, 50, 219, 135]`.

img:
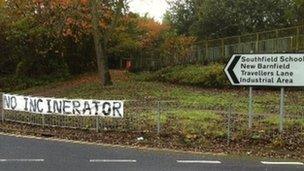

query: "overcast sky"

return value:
[128, 0, 170, 22]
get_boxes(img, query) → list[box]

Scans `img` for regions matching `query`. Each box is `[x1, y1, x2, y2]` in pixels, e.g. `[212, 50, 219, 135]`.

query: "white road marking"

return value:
[0, 159, 44, 162]
[261, 161, 304, 165]
[89, 159, 137, 163]
[177, 160, 222, 164]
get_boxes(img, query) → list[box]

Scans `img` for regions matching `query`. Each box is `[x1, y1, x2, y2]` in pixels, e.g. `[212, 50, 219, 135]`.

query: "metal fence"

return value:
[200, 25, 304, 62]
[136, 25, 304, 70]
[1, 93, 303, 143]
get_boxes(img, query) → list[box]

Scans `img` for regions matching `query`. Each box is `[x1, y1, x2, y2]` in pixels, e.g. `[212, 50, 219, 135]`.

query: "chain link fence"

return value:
[1, 92, 303, 144]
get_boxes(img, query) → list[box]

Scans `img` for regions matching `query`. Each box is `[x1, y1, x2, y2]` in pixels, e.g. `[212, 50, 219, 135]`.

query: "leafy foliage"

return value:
[0, 0, 130, 89]
[160, 35, 196, 66]
[166, 0, 304, 39]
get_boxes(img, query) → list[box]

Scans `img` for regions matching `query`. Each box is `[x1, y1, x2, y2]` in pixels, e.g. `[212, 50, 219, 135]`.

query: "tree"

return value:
[166, 0, 303, 39]
[90, 0, 125, 86]
[137, 17, 169, 61]
[0, 0, 4, 7]
[294, 0, 304, 24]
[163, 0, 196, 36]
[36, 0, 126, 86]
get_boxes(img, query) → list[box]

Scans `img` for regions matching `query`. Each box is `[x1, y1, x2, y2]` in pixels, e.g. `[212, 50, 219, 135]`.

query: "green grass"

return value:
[164, 110, 226, 136]
[264, 116, 304, 127]
[14, 71, 304, 115]
[3, 70, 303, 159]
[8, 70, 303, 133]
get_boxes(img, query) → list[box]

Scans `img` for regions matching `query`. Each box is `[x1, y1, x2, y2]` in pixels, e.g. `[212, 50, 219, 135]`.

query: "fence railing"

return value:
[135, 25, 304, 70]
[200, 25, 304, 62]
[1, 93, 303, 144]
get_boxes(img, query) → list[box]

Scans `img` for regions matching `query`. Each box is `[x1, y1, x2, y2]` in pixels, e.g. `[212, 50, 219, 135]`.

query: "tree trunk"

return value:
[92, 28, 113, 86]
[90, 0, 112, 86]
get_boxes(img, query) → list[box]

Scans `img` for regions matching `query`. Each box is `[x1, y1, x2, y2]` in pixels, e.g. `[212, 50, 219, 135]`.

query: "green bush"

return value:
[142, 63, 229, 88]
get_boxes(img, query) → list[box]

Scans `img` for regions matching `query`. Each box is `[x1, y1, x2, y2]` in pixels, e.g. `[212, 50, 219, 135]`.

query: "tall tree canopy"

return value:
[165, 0, 304, 39]
[1, 0, 127, 86]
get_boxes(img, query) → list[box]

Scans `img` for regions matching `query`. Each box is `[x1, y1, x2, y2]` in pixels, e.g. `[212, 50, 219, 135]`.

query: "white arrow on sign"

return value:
[224, 54, 304, 87]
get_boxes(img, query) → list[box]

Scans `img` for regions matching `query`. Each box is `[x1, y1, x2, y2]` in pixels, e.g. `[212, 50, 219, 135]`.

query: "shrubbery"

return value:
[0, 14, 95, 91]
[0, 74, 69, 92]
[143, 63, 229, 88]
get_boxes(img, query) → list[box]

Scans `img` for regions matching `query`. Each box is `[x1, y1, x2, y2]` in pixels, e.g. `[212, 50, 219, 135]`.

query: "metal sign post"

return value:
[248, 87, 253, 128]
[279, 87, 285, 132]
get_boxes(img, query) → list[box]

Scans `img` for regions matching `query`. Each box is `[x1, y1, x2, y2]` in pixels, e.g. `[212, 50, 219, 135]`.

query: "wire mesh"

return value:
[0, 92, 303, 140]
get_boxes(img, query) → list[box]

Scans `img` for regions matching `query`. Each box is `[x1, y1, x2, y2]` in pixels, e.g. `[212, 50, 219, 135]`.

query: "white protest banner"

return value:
[2, 94, 123, 118]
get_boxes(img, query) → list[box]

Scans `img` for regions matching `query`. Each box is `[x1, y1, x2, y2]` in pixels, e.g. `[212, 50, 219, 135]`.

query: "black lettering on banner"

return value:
[63, 100, 71, 114]
[10, 96, 17, 110]
[102, 102, 111, 116]
[72, 101, 81, 115]
[3, 95, 123, 118]
[83, 101, 92, 115]
[24, 97, 29, 111]
[47, 99, 52, 113]
[112, 102, 122, 117]
[3, 95, 11, 109]
[53, 100, 63, 114]
[37, 99, 43, 113]
[92, 101, 100, 115]
[29, 98, 37, 112]
[4, 95, 17, 110]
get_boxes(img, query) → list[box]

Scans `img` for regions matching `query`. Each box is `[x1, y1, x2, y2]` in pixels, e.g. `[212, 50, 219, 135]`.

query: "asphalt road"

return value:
[0, 133, 303, 171]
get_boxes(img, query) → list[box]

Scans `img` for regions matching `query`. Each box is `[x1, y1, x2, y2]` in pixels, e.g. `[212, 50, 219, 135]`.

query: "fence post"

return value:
[301, 106, 304, 131]
[0, 93, 5, 123]
[227, 103, 232, 145]
[197, 44, 201, 63]
[238, 36, 241, 53]
[157, 101, 161, 135]
[96, 116, 99, 132]
[248, 87, 253, 129]
[197, 45, 202, 63]
[255, 33, 259, 53]
[42, 114, 45, 128]
[296, 26, 300, 51]
[275, 29, 279, 52]
[205, 42, 208, 62]
[221, 38, 224, 58]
